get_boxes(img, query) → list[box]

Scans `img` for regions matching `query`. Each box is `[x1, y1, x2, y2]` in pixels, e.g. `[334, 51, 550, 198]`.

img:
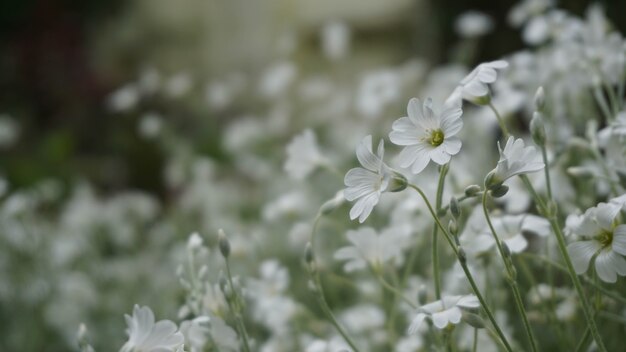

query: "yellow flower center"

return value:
[430, 129, 444, 147]
[597, 230, 613, 247]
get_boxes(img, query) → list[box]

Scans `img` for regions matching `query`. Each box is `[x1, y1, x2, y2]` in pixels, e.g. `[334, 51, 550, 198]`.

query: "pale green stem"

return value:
[594, 86, 614, 123]
[481, 192, 538, 352]
[433, 164, 449, 299]
[540, 146, 553, 200]
[224, 259, 251, 352]
[488, 102, 510, 138]
[407, 184, 513, 352]
[519, 175, 608, 352]
[372, 268, 418, 309]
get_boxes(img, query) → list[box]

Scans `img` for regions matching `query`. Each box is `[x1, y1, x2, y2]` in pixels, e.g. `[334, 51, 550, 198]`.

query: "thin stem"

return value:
[540, 146, 553, 200]
[224, 260, 252, 352]
[433, 164, 449, 299]
[574, 327, 591, 352]
[488, 102, 510, 138]
[407, 184, 513, 352]
[594, 86, 614, 123]
[472, 328, 478, 352]
[372, 268, 418, 309]
[520, 177, 608, 352]
[481, 192, 538, 352]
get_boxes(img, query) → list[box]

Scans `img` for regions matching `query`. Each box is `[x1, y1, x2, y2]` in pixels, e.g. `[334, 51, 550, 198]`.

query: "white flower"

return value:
[120, 305, 184, 352]
[334, 226, 408, 272]
[284, 129, 326, 180]
[408, 295, 479, 333]
[455, 11, 494, 38]
[450, 60, 508, 104]
[320, 21, 351, 61]
[489, 136, 544, 185]
[566, 201, 626, 283]
[389, 97, 463, 174]
[344, 135, 405, 223]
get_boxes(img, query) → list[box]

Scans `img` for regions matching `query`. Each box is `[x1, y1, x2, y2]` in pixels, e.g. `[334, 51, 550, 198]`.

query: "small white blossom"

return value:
[450, 60, 508, 104]
[334, 226, 408, 272]
[389, 97, 463, 174]
[120, 305, 184, 352]
[567, 201, 626, 283]
[344, 135, 405, 223]
[455, 11, 494, 38]
[489, 136, 544, 185]
[284, 129, 326, 180]
[408, 295, 479, 333]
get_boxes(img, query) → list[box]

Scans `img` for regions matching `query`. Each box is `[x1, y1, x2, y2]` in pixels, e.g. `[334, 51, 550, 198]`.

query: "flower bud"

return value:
[490, 184, 509, 198]
[484, 171, 503, 190]
[464, 185, 481, 197]
[437, 207, 448, 217]
[218, 229, 231, 258]
[566, 166, 594, 178]
[418, 284, 428, 305]
[468, 93, 491, 106]
[388, 171, 408, 192]
[530, 112, 546, 146]
[450, 196, 461, 219]
[448, 219, 458, 236]
[533, 86, 545, 112]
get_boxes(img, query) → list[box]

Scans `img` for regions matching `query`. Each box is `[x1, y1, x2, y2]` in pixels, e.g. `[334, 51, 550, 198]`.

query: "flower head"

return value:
[567, 201, 626, 283]
[284, 129, 326, 180]
[334, 226, 409, 272]
[344, 135, 406, 223]
[120, 305, 184, 352]
[408, 295, 479, 333]
[487, 136, 544, 187]
[450, 60, 508, 105]
[389, 97, 463, 174]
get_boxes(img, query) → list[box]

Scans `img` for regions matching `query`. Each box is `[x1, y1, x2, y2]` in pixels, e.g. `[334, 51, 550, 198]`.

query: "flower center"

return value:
[430, 129, 445, 147]
[597, 230, 613, 247]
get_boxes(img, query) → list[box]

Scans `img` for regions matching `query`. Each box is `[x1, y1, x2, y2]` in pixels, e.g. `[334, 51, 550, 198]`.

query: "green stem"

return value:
[313, 277, 361, 352]
[372, 268, 418, 308]
[225, 260, 251, 352]
[481, 192, 538, 352]
[519, 176, 608, 352]
[433, 164, 449, 299]
[540, 146, 553, 200]
[488, 102, 510, 138]
[472, 328, 478, 352]
[407, 184, 513, 352]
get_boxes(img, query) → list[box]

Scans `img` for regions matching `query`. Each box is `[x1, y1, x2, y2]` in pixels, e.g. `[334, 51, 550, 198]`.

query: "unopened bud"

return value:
[450, 197, 461, 219]
[490, 184, 509, 198]
[530, 112, 546, 146]
[218, 229, 231, 258]
[438, 207, 448, 217]
[418, 284, 428, 305]
[566, 166, 594, 178]
[448, 220, 458, 236]
[464, 185, 481, 197]
[484, 171, 503, 190]
[534, 86, 545, 112]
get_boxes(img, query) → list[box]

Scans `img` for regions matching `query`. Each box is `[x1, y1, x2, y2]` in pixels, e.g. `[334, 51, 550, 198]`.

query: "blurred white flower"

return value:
[321, 21, 351, 61]
[356, 69, 401, 118]
[138, 113, 163, 139]
[284, 129, 327, 180]
[0, 115, 19, 148]
[566, 201, 626, 283]
[389, 97, 463, 174]
[107, 84, 140, 112]
[455, 11, 494, 38]
[408, 295, 479, 333]
[334, 226, 408, 272]
[344, 136, 405, 223]
[164, 72, 192, 98]
[120, 305, 184, 352]
[489, 136, 544, 185]
[258, 61, 297, 99]
[450, 60, 508, 104]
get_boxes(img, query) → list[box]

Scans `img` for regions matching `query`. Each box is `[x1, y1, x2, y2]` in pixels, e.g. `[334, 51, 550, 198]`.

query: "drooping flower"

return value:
[566, 201, 626, 283]
[408, 295, 480, 333]
[450, 60, 508, 105]
[344, 135, 406, 223]
[486, 136, 544, 187]
[389, 97, 463, 174]
[120, 305, 184, 352]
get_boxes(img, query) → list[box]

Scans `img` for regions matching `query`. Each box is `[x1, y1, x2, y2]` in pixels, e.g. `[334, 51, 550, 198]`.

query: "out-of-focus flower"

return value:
[449, 60, 508, 105]
[566, 201, 626, 283]
[320, 21, 351, 61]
[284, 129, 327, 180]
[356, 69, 401, 118]
[138, 113, 163, 139]
[107, 84, 140, 112]
[258, 61, 297, 99]
[408, 295, 479, 333]
[120, 305, 184, 352]
[334, 226, 408, 272]
[455, 11, 494, 38]
[0, 115, 19, 148]
[389, 97, 463, 174]
[487, 137, 544, 186]
[344, 136, 406, 223]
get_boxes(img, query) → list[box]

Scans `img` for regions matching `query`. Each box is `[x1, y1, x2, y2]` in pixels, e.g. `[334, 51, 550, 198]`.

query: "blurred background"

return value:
[1, 0, 625, 350]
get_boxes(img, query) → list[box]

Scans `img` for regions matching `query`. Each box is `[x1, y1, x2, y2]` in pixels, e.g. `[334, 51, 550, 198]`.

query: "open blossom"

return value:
[389, 97, 463, 174]
[408, 295, 479, 333]
[450, 60, 508, 104]
[344, 135, 406, 223]
[120, 305, 184, 352]
[284, 129, 327, 180]
[566, 201, 626, 283]
[487, 136, 544, 186]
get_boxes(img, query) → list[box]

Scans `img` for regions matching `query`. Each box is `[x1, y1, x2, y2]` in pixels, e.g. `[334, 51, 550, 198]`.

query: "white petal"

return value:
[429, 147, 451, 165]
[407, 98, 423, 126]
[567, 241, 601, 274]
[442, 137, 462, 155]
[594, 249, 625, 283]
[356, 135, 380, 171]
[463, 79, 489, 97]
[478, 67, 497, 83]
[390, 129, 421, 146]
[612, 225, 626, 256]
[407, 313, 426, 334]
[409, 149, 431, 174]
[432, 310, 451, 329]
[595, 202, 621, 231]
[344, 167, 378, 187]
[457, 295, 480, 308]
[504, 234, 528, 253]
